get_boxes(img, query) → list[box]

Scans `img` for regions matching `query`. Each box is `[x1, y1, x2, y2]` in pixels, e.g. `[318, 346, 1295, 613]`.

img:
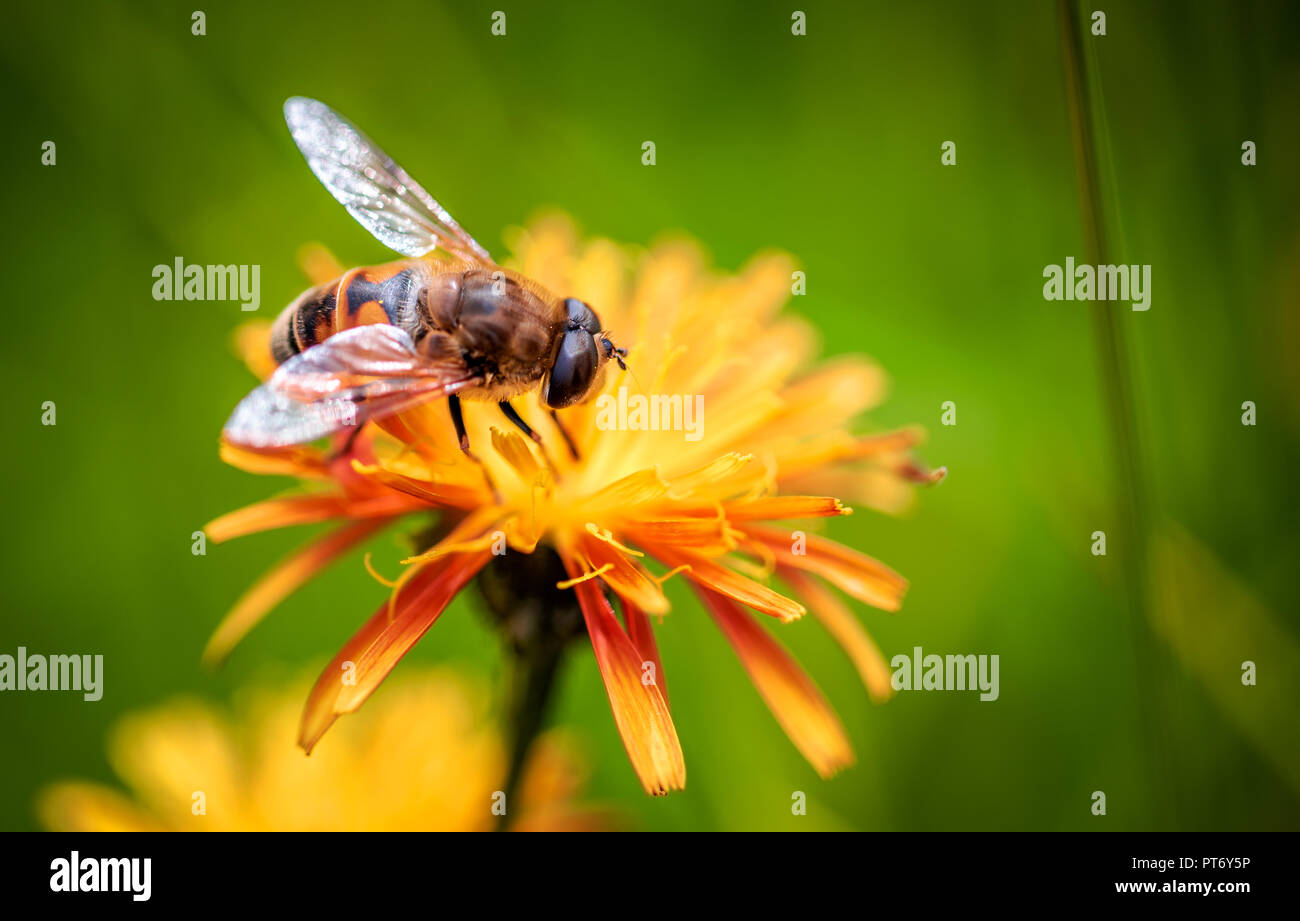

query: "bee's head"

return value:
[542, 297, 627, 409]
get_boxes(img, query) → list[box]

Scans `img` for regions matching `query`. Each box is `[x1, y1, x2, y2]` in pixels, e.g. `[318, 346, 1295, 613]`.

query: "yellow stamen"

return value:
[585, 523, 644, 557]
[363, 552, 399, 588]
[556, 564, 614, 590]
[652, 563, 692, 585]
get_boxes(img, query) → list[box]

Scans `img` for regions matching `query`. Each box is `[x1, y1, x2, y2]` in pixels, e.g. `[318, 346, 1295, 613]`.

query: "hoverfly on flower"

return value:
[225, 97, 626, 492]
[209, 98, 944, 796]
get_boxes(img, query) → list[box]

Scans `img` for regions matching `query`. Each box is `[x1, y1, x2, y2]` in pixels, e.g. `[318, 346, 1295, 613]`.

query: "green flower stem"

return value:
[1058, 0, 1180, 826]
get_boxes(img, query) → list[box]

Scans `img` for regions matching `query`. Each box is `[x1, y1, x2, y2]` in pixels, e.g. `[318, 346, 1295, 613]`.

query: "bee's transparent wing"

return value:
[223, 324, 479, 449]
[284, 96, 493, 264]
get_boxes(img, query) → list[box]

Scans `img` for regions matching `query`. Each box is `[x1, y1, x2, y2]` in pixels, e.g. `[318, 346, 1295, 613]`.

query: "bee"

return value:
[223, 97, 626, 468]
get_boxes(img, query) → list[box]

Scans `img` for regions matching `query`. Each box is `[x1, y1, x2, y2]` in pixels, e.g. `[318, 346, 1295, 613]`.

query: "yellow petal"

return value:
[299, 551, 491, 753]
[782, 567, 894, 702]
[565, 558, 685, 795]
[654, 548, 805, 622]
[37, 782, 166, 832]
[743, 524, 908, 612]
[695, 585, 854, 777]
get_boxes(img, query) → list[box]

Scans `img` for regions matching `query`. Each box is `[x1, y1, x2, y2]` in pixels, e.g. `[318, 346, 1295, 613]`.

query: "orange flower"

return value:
[209, 214, 943, 795]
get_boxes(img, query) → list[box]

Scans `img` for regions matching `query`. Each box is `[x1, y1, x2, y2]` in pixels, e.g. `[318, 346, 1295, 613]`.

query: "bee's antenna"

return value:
[623, 357, 645, 393]
[605, 340, 639, 390]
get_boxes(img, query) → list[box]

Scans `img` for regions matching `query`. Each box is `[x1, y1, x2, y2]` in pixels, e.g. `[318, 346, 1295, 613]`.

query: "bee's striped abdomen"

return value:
[336, 264, 425, 331]
[269, 261, 427, 366]
[270, 281, 335, 364]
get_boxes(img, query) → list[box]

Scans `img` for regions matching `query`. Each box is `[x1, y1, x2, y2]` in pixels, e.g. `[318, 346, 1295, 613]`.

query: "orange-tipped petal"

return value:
[219, 441, 332, 479]
[781, 567, 894, 702]
[299, 550, 490, 753]
[490, 427, 543, 482]
[779, 358, 888, 420]
[743, 524, 908, 612]
[624, 514, 740, 556]
[350, 460, 484, 511]
[772, 428, 921, 483]
[620, 598, 669, 705]
[202, 518, 393, 667]
[724, 496, 852, 521]
[574, 532, 669, 615]
[655, 548, 805, 622]
[565, 559, 685, 795]
[587, 468, 672, 508]
[897, 461, 948, 485]
[846, 428, 924, 459]
[663, 452, 757, 498]
[205, 493, 418, 543]
[695, 585, 854, 777]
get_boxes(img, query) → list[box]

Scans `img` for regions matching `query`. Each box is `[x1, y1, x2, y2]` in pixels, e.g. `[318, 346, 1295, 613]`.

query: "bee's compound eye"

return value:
[563, 297, 602, 334]
[544, 327, 600, 408]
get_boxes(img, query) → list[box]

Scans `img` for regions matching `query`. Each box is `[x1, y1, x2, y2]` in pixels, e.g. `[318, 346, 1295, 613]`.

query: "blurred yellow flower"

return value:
[38, 669, 609, 832]
[209, 214, 943, 796]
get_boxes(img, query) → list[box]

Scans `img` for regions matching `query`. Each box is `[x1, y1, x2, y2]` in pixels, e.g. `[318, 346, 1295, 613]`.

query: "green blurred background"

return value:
[2, 0, 1297, 831]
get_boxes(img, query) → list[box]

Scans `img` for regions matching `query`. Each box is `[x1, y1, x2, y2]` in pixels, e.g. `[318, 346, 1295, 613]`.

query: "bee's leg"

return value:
[498, 402, 558, 472]
[548, 409, 581, 461]
[450, 395, 502, 502]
